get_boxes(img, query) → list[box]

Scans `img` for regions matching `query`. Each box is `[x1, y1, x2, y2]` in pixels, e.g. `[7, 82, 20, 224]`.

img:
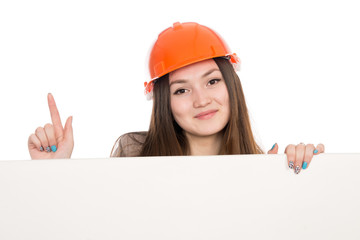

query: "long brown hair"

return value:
[140, 57, 263, 156]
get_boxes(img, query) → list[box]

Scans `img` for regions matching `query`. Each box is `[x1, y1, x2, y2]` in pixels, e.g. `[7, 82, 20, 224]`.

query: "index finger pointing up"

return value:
[47, 93, 64, 142]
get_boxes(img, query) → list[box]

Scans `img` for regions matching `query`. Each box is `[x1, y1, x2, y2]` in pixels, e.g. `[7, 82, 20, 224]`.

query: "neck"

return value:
[185, 132, 223, 156]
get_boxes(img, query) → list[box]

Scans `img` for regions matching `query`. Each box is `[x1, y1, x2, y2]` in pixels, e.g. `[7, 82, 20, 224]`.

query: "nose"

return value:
[193, 88, 211, 108]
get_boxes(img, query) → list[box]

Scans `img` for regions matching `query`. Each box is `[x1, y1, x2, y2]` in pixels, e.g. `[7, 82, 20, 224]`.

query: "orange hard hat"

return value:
[144, 22, 240, 98]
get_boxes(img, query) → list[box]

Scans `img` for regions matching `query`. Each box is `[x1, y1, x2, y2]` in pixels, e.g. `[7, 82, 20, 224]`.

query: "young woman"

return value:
[28, 22, 324, 174]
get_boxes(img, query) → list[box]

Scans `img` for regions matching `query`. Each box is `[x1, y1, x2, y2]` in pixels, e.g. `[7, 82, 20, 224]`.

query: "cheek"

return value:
[214, 85, 231, 122]
[223, 90, 230, 105]
[223, 92, 230, 117]
[170, 96, 191, 121]
[215, 84, 230, 107]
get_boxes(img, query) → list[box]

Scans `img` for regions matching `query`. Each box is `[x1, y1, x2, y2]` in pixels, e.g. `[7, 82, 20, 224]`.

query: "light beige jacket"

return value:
[110, 131, 147, 157]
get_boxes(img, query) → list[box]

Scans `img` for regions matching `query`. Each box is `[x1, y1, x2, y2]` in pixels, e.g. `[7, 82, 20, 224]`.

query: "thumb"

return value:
[63, 116, 74, 143]
[55, 116, 74, 159]
[267, 143, 278, 154]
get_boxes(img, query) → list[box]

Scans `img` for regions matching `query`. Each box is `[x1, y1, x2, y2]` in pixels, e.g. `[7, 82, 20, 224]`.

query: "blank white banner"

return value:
[0, 154, 359, 240]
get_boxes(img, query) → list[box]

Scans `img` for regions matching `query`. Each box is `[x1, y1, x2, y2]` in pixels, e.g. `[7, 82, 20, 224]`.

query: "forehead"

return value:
[169, 59, 219, 82]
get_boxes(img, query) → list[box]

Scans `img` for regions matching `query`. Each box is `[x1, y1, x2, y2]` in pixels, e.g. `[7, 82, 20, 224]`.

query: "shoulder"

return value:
[110, 131, 147, 157]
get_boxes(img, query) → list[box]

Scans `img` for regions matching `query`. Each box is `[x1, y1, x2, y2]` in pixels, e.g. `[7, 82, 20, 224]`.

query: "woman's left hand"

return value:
[267, 143, 325, 174]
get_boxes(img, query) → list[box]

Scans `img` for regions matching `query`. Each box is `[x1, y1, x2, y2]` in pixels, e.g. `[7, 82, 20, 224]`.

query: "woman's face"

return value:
[169, 59, 230, 138]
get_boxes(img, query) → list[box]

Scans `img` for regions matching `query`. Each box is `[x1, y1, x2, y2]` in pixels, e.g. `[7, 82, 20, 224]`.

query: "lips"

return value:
[194, 110, 218, 120]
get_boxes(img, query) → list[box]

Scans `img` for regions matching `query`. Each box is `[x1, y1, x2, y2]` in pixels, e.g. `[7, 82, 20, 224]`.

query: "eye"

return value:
[207, 79, 221, 86]
[174, 88, 188, 95]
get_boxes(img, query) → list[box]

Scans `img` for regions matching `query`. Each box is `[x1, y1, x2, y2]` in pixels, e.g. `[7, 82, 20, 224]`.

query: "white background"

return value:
[0, 0, 359, 160]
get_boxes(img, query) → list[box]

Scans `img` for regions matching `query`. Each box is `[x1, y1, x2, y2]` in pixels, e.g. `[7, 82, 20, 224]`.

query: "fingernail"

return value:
[295, 166, 301, 174]
[289, 161, 294, 169]
[314, 149, 318, 154]
[46, 146, 51, 152]
[51, 145, 57, 152]
[40, 146, 44, 152]
[271, 143, 276, 150]
[302, 161, 308, 169]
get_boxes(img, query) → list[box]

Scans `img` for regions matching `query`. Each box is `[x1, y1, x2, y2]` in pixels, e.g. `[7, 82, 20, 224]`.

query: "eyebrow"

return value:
[201, 68, 220, 78]
[169, 69, 220, 87]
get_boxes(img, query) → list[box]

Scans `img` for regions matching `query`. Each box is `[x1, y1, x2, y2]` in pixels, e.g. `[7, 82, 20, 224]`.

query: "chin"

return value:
[187, 126, 226, 138]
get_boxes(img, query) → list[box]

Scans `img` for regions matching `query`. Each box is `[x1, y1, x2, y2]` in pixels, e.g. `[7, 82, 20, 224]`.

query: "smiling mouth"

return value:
[195, 110, 218, 120]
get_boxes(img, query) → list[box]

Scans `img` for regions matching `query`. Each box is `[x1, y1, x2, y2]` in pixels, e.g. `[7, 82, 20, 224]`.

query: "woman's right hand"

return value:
[28, 93, 74, 159]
